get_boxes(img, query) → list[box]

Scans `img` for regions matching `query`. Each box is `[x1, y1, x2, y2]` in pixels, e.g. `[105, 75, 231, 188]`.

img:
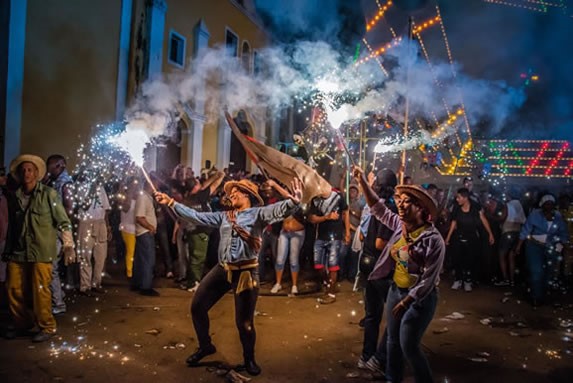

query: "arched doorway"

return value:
[229, 110, 251, 174]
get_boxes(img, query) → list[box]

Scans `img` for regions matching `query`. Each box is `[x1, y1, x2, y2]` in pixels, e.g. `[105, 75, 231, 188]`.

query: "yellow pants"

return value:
[7, 261, 56, 333]
[121, 231, 136, 278]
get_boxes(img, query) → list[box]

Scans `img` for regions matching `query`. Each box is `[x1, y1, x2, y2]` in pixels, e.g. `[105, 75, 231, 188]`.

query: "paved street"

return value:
[0, 271, 572, 383]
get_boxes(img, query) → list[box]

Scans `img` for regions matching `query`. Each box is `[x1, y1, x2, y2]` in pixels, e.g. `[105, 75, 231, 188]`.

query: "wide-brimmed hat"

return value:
[224, 179, 264, 206]
[395, 184, 438, 221]
[10, 154, 46, 183]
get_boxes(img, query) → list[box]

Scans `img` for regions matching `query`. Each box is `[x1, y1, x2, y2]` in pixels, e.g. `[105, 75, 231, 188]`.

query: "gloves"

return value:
[61, 230, 76, 265]
[62, 230, 74, 248]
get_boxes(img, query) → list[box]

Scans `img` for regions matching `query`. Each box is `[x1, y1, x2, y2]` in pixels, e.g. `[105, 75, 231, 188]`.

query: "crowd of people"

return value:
[0, 153, 572, 381]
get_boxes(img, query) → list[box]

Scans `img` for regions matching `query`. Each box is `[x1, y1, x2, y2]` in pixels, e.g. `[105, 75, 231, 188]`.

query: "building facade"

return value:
[0, 0, 274, 173]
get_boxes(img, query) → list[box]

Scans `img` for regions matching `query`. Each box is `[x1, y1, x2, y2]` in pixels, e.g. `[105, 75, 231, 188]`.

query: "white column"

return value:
[2, 0, 27, 165]
[147, 0, 166, 78]
[189, 19, 210, 173]
[217, 118, 231, 170]
[144, 0, 166, 170]
[115, 0, 133, 120]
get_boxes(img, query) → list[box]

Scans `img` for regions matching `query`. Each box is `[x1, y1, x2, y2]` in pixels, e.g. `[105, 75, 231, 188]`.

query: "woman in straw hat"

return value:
[155, 177, 303, 376]
[353, 165, 445, 383]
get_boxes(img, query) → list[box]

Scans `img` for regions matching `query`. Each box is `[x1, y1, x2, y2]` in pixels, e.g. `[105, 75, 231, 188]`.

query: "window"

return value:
[225, 28, 239, 57]
[253, 50, 261, 75]
[241, 41, 251, 72]
[168, 30, 186, 68]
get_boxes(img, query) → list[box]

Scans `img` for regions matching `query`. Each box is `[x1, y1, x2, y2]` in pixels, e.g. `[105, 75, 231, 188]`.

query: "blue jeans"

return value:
[132, 232, 156, 290]
[275, 229, 305, 272]
[386, 284, 438, 383]
[362, 277, 392, 363]
[313, 239, 341, 271]
[525, 241, 558, 302]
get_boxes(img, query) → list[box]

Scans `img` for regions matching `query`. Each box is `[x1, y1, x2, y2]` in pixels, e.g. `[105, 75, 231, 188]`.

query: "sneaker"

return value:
[357, 356, 369, 370]
[291, 285, 298, 295]
[187, 282, 200, 293]
[52, 306, 67, 315]
[270, 283, 282, 294]
[365, 356, 384, 375]
[166, 271, 174, 279]
[32, 330, 56, 343]
[464, 282, 473, 292]
[451, 280, 462, 290]
[494, 280, 510, 287]
[317, 293, 336, 304]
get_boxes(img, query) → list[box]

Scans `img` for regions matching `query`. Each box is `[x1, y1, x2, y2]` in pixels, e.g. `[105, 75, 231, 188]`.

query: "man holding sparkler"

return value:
[154, 177, 303, 376]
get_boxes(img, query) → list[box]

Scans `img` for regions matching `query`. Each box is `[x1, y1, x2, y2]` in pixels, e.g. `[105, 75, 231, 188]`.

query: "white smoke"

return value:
[117, 36, 525, 160]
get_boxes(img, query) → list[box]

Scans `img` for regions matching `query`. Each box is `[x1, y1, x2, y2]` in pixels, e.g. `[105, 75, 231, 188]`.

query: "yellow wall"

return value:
[162, 0, 269, 168]
[22, 0, 121, 166]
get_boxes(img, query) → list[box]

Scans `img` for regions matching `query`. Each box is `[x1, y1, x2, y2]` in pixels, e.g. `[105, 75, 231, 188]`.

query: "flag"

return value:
[225, 112, 332, 204]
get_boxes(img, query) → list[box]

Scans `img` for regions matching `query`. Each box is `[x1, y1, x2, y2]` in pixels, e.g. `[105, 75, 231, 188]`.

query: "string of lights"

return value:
[365, 0, 394, 32]
[483, 0, 546, 13]
[361, 38, 389, 77]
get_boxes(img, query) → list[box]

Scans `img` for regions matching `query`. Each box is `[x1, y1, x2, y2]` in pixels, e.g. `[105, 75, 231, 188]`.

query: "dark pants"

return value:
[453, 237, 479, 283]
[525, 241, 558, 302]
[132, 232, 156, 290]
[156, 223, 173, 275]
[258, 231, 278, 281]
[191, 264, 260, 361]
[362, 277, 392, 363]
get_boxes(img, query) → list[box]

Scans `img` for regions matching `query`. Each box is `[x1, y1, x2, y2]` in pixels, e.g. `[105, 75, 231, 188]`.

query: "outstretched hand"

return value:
[288, 178, 304, 204]
[154, 191, 173, 206]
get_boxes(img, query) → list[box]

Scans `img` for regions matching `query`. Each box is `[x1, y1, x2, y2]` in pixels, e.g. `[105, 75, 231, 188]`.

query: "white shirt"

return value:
[120, 199, 136, 234]
[77, 184, 111, 221]
[135, 192, 157, 236]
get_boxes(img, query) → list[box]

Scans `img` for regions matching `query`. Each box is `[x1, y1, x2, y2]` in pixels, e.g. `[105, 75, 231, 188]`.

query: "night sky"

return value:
[255, 0, 573, 141]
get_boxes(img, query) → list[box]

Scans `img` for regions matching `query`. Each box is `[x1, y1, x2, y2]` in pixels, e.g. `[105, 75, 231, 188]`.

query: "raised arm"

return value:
[257, 178, 303, 224]
[155, 191, 223, 228]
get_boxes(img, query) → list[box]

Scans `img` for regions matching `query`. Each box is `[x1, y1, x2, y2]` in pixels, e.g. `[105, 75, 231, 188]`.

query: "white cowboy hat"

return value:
[10, 154, 46, 183]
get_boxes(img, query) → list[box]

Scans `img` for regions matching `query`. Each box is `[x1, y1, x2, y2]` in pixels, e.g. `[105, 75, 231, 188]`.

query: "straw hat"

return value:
[224, 179, 264, 206]
[10, 154, 46, 183]
[395, 184, 438, 221]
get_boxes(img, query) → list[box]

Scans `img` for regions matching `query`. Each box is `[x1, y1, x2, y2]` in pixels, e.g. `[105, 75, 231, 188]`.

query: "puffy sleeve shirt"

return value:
[368, 200, 445, 302]
[173, 199, 296, 264]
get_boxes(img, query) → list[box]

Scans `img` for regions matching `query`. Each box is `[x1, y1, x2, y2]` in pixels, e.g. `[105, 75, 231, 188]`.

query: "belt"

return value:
[223, 260, 259, 295]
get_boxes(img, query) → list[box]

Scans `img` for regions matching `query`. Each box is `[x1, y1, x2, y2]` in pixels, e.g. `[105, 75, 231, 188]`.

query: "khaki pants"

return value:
[78, 220, 108, 291]
[7, 261, 56, 333]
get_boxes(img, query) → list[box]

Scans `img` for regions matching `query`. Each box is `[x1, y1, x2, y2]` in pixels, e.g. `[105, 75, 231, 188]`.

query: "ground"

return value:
[0, 269, 572, 383]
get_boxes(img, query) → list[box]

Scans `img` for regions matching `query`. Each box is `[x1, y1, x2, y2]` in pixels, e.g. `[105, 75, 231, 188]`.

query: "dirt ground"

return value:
[0, 267, 572, 383]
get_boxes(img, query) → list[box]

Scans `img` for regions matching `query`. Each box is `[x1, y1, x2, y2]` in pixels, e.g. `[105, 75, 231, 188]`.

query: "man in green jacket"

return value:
[3, 154, 74, 342]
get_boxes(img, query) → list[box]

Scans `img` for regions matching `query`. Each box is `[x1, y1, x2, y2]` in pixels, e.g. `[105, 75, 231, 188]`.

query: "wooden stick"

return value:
[140, 166, 157, 193]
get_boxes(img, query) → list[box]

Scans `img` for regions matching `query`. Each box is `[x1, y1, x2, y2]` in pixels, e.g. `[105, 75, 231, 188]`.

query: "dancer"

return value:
[154, 178, 303, 376]
[354, 165, 445, 383]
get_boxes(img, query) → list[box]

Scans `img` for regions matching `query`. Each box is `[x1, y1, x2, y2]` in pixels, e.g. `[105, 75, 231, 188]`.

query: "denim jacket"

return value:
[519, 209, 569, 246]
[368, 200, 445, 302]
[173, 199, 296, 264]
